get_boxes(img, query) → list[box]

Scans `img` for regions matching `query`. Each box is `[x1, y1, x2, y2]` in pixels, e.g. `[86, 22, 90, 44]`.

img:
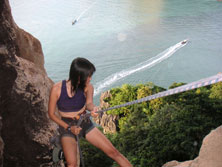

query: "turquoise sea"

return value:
[10, 0, 222, 104]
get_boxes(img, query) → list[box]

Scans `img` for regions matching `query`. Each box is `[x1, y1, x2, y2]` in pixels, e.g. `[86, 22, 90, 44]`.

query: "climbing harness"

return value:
[50, 73, 222, 166]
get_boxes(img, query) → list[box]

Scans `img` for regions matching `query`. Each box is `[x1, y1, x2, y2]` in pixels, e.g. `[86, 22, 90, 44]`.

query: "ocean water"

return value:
[10, 0, 222, 104]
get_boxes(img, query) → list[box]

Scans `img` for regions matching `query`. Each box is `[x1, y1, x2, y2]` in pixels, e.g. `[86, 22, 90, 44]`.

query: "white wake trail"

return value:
[94, 40, 188, 96]
[76, 1, 97, 22]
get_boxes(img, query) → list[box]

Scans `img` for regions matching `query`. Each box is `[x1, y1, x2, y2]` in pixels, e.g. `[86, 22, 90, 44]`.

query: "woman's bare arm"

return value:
[85, 83, 98, 117]
[48, 83, 69, 129]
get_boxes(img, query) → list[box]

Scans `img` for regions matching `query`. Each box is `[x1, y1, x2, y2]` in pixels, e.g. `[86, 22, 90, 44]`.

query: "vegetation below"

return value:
[80, 82, 222, 167]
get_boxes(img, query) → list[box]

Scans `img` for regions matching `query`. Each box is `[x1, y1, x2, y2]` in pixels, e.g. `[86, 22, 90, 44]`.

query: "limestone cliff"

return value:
[0, 0, 57, 166]
[1, 0, 221, 167]
[93, 91, 119, 134]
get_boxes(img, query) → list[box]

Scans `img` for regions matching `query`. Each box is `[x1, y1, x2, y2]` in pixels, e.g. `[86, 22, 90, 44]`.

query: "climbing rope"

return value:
[79, 73, 222, 123]
[51, 73, 222, 166]
[75, 73, 222, 167]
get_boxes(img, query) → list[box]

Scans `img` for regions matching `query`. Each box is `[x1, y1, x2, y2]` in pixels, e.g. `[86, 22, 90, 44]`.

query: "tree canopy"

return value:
[81, 82, 222, 167]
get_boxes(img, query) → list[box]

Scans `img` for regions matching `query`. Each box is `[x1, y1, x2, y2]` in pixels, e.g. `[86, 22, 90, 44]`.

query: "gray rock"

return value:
[0, 0, 57, 166]
[93, 91, 119, 134]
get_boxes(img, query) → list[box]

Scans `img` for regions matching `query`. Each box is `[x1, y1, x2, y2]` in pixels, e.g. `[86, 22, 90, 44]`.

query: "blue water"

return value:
[10, 0, 222, 104]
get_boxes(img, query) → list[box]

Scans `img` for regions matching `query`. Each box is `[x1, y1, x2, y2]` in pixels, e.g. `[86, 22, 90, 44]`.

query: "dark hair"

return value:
[69, 57, 96, 93]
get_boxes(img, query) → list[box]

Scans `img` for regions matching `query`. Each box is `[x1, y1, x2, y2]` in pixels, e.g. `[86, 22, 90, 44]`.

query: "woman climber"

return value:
[48, 57, 132, 167]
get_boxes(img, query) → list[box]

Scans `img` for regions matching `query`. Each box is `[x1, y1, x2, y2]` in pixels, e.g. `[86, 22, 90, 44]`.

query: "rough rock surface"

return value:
[162, 126, 222, 167]
[0, 0, 57, 166]
[93, 91, 119, 134]
[1, 0, 221, 167]
[0, 117, 3, 167]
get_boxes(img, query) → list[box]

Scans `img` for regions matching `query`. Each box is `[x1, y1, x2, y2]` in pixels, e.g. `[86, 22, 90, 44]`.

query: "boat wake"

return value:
[94, 39, 188, 96]
[72, 0, 97, 24]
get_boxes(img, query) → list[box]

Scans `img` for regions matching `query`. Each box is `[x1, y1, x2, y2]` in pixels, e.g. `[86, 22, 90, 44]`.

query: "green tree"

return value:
[100, 81, 222, 167]
[107, 82, 222, 167]
[209, 82, 222, 99]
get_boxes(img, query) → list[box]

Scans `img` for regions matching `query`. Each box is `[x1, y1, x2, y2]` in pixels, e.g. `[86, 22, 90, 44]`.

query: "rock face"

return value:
[93, 91, 119, 134]
[162, 126, 222, 167]
[0, 0, 57, 166]
[94, 112, 119, 134]
[0, 117, 3, 167]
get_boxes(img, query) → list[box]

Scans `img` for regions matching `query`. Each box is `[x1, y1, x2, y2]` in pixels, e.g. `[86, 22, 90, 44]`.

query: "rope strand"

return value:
[76, 73, 222, 167]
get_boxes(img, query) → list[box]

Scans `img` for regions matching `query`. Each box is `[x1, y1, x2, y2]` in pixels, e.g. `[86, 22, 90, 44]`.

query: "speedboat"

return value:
[72, 20, 77, 25]
[181, 39, 188, 44]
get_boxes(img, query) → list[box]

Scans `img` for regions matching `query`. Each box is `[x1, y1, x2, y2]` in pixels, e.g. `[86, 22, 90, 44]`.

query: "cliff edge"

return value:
[0, 0, 57, 166]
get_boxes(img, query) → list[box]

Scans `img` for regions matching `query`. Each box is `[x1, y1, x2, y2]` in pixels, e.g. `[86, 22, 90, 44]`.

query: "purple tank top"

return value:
[57, 80, 86, 112]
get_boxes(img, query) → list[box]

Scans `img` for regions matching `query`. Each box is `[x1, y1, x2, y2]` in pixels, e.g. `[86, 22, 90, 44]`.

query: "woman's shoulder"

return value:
[50, 81, 64, 99]
[84, 83, 94, 93]
[51, 81, 63, 92]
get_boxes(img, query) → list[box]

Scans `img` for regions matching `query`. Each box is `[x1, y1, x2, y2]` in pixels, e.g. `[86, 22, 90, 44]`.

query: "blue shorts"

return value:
[59, 116, 95, 139]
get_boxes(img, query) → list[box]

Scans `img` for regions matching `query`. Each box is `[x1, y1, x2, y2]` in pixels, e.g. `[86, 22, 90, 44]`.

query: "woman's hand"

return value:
[70, 126, 82, 135]
[91, 106, 99, 118]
